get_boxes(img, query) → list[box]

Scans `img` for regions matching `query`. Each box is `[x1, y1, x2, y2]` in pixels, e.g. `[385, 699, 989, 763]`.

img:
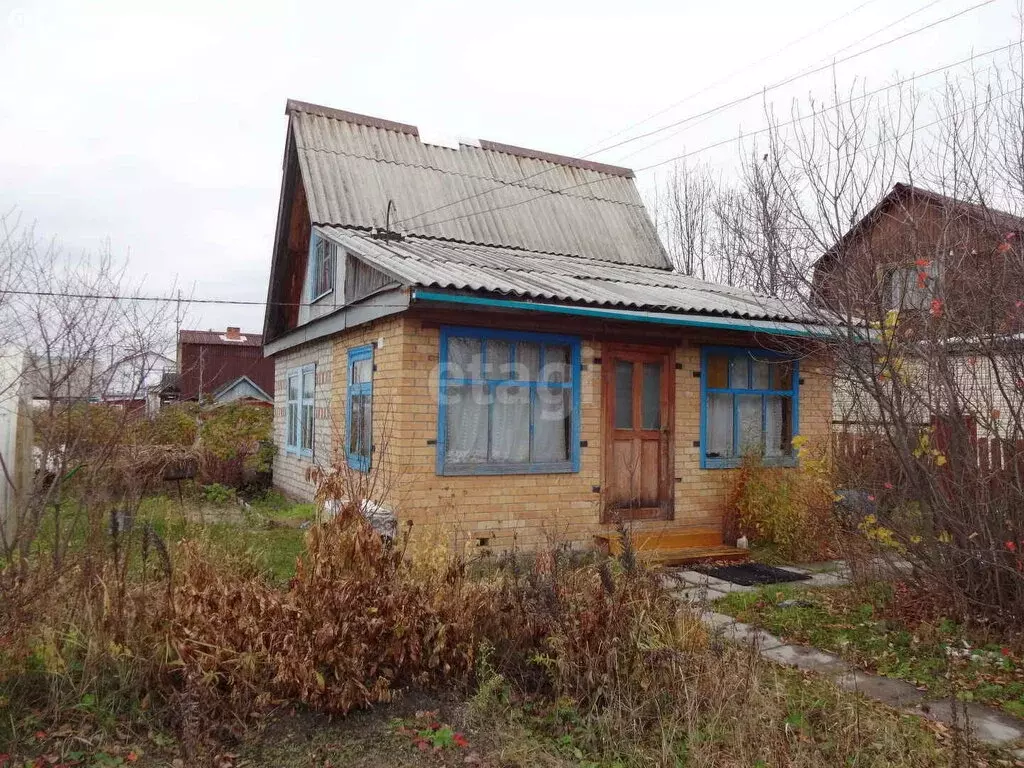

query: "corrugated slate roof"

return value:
[319, 227, 811, 322]
[288, 100, 670, 269]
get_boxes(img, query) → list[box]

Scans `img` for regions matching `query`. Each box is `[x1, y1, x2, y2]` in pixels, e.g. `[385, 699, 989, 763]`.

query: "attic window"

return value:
[311, 235, 336, 300]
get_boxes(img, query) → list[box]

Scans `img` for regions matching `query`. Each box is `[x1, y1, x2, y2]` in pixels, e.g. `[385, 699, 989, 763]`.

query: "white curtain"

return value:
[707, 392, 733, 457]
[446, 384, 488, 462]
[765, 395, 784, 457]
[492, 384, 530, 462]
[738, 394, 762, 456]
[534, 387, 568, 462]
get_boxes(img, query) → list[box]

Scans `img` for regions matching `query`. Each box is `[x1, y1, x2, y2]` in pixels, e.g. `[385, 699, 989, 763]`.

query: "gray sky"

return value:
[0, 0, 1014, 335]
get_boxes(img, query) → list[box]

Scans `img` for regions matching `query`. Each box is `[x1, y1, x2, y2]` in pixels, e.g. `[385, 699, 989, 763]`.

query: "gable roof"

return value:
[287, 99, 669, 269]
[321, 227, 810, 322]
[211, 374, 272, 404]
[816, 182, 1024, 272]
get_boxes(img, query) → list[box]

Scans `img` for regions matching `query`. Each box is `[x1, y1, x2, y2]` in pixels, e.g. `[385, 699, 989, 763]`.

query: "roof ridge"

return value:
[287, 99, 635, 179]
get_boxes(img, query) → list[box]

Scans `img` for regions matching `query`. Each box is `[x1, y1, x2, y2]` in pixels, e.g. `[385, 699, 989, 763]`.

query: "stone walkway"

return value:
[665, 563, 1024, 754]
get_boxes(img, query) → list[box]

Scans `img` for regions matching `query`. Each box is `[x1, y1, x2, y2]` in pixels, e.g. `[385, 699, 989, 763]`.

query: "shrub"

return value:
[731, 438, 839, 561]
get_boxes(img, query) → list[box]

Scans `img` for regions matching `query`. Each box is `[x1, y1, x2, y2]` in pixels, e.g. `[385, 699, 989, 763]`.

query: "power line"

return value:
[409, 41, 1020, 232]
[396, 0, 991, 229]
[588, 0, 990, 157]
[577, 0, 888, 154]
[0, 288, 409, 309]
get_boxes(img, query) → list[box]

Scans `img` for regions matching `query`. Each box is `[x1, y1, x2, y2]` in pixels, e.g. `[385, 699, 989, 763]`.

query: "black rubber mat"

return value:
[695, 562, 812, 586]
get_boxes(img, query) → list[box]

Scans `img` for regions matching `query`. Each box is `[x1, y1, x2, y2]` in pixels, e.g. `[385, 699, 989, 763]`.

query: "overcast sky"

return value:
[0, 0, 1014, 335]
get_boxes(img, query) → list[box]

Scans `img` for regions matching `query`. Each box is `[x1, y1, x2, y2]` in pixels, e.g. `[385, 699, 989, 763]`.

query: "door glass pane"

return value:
[729, 356, 750, 389]
[775, 361, 794, 390]
[445, 384, 489, 463]
[765, 395, 793, 457]
[737, 394, 762, 456]
[516, 342, 541, 381]
[614, 360, 634, 429]
[491, 384, 530, 462]
[706, 392, 733, 458]
[486, 340, 511, 379]
[641, 362, 661, 429]
[544, 345, 570, 383]
[447, 337, 481, 379]
[706, 354, 728, 388]
[752, 359, 771, 389]
[534, 387, 570, 462]
[352, 357, 371, 384]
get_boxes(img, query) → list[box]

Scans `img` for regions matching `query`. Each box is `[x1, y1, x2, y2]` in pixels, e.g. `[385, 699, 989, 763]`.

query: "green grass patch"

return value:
[718, 582, 1024, 717]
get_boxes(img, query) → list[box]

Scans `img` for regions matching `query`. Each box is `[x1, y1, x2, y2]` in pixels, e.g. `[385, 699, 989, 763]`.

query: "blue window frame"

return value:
[309, 232, 336, 301]
[346, 344, 373, 472]
[699, 346, 799, 469]
[437, 326, 581, 476]
[286, 363, 316, 457]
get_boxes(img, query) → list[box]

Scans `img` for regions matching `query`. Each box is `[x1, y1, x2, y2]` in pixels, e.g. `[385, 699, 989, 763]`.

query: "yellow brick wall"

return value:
[277, 313, 833, 554]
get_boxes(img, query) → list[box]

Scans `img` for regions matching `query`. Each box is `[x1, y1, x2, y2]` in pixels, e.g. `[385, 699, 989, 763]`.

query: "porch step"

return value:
[595, 529, 750, 566]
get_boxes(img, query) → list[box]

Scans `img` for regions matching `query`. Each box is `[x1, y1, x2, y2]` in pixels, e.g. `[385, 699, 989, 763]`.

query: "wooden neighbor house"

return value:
[262, 100, 834, 561]
[812, 183, 1024, 437]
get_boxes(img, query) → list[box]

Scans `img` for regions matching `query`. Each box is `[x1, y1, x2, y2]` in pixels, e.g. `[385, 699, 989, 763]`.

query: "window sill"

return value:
[702, 456, 798, 470]
[439, 461, 577, 476]
[311, 288, 335, 304]
[346, 454, 371, 473]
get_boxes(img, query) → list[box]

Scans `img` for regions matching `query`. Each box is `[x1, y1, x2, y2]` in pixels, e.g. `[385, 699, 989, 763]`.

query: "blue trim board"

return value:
[411, 289, 832, 338]
[699, 346, 799, 470]
[346, 344, 373, 472]
[436, 326, 581, 476]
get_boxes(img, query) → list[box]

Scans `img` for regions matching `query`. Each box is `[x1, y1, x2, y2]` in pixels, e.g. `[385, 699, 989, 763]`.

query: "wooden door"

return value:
[602, 344, 674, 521]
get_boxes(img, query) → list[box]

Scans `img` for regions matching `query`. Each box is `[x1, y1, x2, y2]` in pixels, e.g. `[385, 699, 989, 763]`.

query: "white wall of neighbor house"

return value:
[272, 338, 335, 500]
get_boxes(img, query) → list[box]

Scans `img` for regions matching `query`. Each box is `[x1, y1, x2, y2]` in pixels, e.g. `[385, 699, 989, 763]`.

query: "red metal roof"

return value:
[178, 329, 264, 347]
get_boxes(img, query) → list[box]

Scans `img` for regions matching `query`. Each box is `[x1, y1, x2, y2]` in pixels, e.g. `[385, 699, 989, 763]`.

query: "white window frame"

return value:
[310, 234, 336, 302]
[285, 363, 316, 457]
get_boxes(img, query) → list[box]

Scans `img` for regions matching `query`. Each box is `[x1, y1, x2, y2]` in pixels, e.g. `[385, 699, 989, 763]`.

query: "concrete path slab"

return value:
[832, 670, 926, 709]
[674, 586, 727, 603]
[914, 700, 1024, 746]
[761, 644, 851, 674]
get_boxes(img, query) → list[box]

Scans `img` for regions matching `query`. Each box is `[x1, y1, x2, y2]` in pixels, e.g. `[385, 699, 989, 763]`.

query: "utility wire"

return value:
[0, 288, 409, 309]
[578, 0, 888, 154]
[396, 0, 991, 228]
[409, 67, 1020, 233]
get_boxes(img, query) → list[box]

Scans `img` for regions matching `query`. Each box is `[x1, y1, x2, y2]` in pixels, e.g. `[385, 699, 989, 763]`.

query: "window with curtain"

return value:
[311, 234, 336, 299]
[701, 347, 798, 468]
[286, 363, 316, 457]
[437, 327, 580, 475]
[346, 345, 373, 471]
[883, 260, 937, 311]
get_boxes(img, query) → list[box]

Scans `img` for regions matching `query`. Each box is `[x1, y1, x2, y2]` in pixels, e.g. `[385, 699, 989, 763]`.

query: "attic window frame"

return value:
[310, 233, 337, 303]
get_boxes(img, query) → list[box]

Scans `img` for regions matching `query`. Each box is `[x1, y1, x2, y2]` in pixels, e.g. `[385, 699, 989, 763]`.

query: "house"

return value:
[813, 183, 1024, 336]
[262, 100, 834, 557]
[176, 327, 274, 405]
[813, 183, 1024, 436]
[102, 350, 174, 412]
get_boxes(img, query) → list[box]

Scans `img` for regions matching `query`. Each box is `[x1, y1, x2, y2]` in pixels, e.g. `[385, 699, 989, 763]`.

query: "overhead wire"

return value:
[395, 0, 992, 228]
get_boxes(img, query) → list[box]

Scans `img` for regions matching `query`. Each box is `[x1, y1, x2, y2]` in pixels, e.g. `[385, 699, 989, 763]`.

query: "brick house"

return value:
[176, 327, 274, 405]
[262, 100, 834, 558]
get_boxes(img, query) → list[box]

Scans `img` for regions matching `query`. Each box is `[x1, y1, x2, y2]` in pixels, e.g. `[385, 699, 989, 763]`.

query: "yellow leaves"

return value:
[910, 535, 922, 545]
[858, 514, 906, 554]
[938, 531, 953, 544]
[935, 454, 947, 467]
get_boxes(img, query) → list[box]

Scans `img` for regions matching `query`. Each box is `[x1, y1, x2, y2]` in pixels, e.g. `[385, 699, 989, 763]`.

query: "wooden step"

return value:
[594, 529, 749, 566]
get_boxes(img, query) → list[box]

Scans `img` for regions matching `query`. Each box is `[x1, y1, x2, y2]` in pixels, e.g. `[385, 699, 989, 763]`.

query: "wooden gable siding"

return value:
[815, 194, 1024, 334]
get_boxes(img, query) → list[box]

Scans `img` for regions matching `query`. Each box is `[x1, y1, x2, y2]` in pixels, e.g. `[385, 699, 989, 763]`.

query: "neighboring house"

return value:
[813, 183, 1024, 435]
[23, 354, 104, 407]
[177, 327, 274, 405]
[813, 183, 1024, 335]
[262, 100, 834, 557]
[0, 347, 33, 543]
[102, 350, 174, 411]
